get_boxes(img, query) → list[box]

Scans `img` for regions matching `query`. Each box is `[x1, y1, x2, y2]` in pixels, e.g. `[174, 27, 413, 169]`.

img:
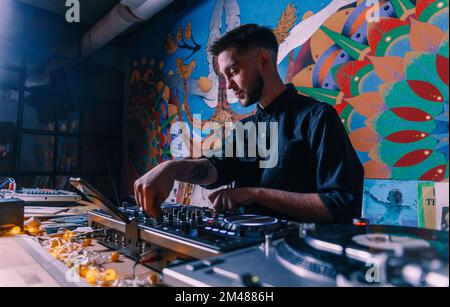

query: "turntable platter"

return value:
[224, 215, 278, 226]
[222, 215, 283, 236]
[352, 234, 431, 251]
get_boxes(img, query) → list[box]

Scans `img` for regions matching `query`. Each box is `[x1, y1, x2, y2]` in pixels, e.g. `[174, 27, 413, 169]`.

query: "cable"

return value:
[132, 253, 141, 279]
[107, 160, 121, 208]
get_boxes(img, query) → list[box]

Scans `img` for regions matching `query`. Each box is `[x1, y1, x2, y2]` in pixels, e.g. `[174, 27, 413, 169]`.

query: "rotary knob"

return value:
[204, 209, 213, 218]
[132, 209, 141, 219]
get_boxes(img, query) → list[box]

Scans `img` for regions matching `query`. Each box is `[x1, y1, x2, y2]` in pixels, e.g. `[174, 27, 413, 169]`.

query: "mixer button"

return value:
[202, 258, 224, 266]
[186, 263, 207, 271]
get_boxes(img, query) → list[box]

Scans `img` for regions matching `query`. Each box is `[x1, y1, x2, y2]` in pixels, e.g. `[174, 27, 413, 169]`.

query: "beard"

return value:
[241, 70, 264, 107]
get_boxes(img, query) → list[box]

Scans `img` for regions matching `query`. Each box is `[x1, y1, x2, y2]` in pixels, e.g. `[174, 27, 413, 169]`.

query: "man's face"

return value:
[217, 48, 264, 107]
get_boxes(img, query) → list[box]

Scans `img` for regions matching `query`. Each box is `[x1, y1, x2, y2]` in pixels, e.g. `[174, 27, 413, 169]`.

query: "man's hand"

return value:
[134, 158, 218, 218]
[134, 161, 176, 219]
[208, 188, 255, 211]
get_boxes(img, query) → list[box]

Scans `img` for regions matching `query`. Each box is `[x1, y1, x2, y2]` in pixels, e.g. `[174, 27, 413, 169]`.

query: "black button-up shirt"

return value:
[203, 84, 364, 223]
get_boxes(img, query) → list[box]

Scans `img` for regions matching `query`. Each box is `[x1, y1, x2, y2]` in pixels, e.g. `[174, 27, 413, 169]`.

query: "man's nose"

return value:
[226, 79, 235, 91]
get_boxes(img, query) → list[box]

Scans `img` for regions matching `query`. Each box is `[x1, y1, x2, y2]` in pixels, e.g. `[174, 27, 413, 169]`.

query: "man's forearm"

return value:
[170, 159, 218, 185]
[250, 188, 334, 223]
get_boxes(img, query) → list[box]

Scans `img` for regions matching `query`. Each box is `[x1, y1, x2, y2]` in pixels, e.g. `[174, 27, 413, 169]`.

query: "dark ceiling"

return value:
[0, 0, 120, 90]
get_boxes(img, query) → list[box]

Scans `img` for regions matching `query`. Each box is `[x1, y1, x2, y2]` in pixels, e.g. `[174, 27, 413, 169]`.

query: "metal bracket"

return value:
[124, 219, 141, 259]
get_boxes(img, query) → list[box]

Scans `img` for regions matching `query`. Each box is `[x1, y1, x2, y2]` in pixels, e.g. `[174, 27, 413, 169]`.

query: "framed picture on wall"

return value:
[362, 179, 419, 227]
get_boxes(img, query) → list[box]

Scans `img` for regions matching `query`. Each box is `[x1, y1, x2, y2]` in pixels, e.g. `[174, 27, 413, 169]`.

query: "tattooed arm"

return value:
[173, 159, 218, 185]
[134, 159, 218, 218]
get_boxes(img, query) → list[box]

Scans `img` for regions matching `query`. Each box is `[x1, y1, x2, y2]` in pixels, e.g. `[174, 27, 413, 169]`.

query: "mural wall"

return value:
[126, 0, 449, 192]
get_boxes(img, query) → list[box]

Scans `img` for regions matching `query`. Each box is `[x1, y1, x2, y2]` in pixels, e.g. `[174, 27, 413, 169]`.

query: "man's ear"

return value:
[256, 49, 271, 69]
[260, 50, 271, 68]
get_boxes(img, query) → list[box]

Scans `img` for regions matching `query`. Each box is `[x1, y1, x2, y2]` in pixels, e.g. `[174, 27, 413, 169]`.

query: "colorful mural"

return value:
[294, 0, 449, 181]
[127, 0, 449, 188]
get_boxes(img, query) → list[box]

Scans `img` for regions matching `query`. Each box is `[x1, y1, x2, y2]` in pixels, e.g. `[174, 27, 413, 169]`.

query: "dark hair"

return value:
[208, 24, 279, 57]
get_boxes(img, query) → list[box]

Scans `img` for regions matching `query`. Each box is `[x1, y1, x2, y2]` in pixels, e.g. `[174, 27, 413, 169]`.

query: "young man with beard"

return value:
[134, 24, 364, 224]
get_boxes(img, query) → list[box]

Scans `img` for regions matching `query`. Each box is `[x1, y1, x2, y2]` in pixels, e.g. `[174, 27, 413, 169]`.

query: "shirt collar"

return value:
[256, 83, 297, 115]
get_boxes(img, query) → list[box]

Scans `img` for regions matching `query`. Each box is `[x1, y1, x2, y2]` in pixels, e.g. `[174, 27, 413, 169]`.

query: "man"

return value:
[134, 24, 364, 224]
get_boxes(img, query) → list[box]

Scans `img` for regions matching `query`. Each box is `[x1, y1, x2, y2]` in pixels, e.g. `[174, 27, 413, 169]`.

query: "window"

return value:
[0, 132, 15, 173]
[0, 90, 19, 129]
[19, 134, 54, 172]
[0, 4, 123, 194]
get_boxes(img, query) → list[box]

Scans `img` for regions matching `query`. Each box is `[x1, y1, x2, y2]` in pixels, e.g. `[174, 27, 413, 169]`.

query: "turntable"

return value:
[162, 223, 449, 287]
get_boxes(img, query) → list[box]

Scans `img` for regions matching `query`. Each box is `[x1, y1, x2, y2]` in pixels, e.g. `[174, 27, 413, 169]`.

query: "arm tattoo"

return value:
[188, 161, 213, 182]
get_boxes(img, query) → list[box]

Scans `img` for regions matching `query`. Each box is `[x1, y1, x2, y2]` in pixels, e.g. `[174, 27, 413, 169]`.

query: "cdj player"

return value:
[88, 203, 298, 260]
